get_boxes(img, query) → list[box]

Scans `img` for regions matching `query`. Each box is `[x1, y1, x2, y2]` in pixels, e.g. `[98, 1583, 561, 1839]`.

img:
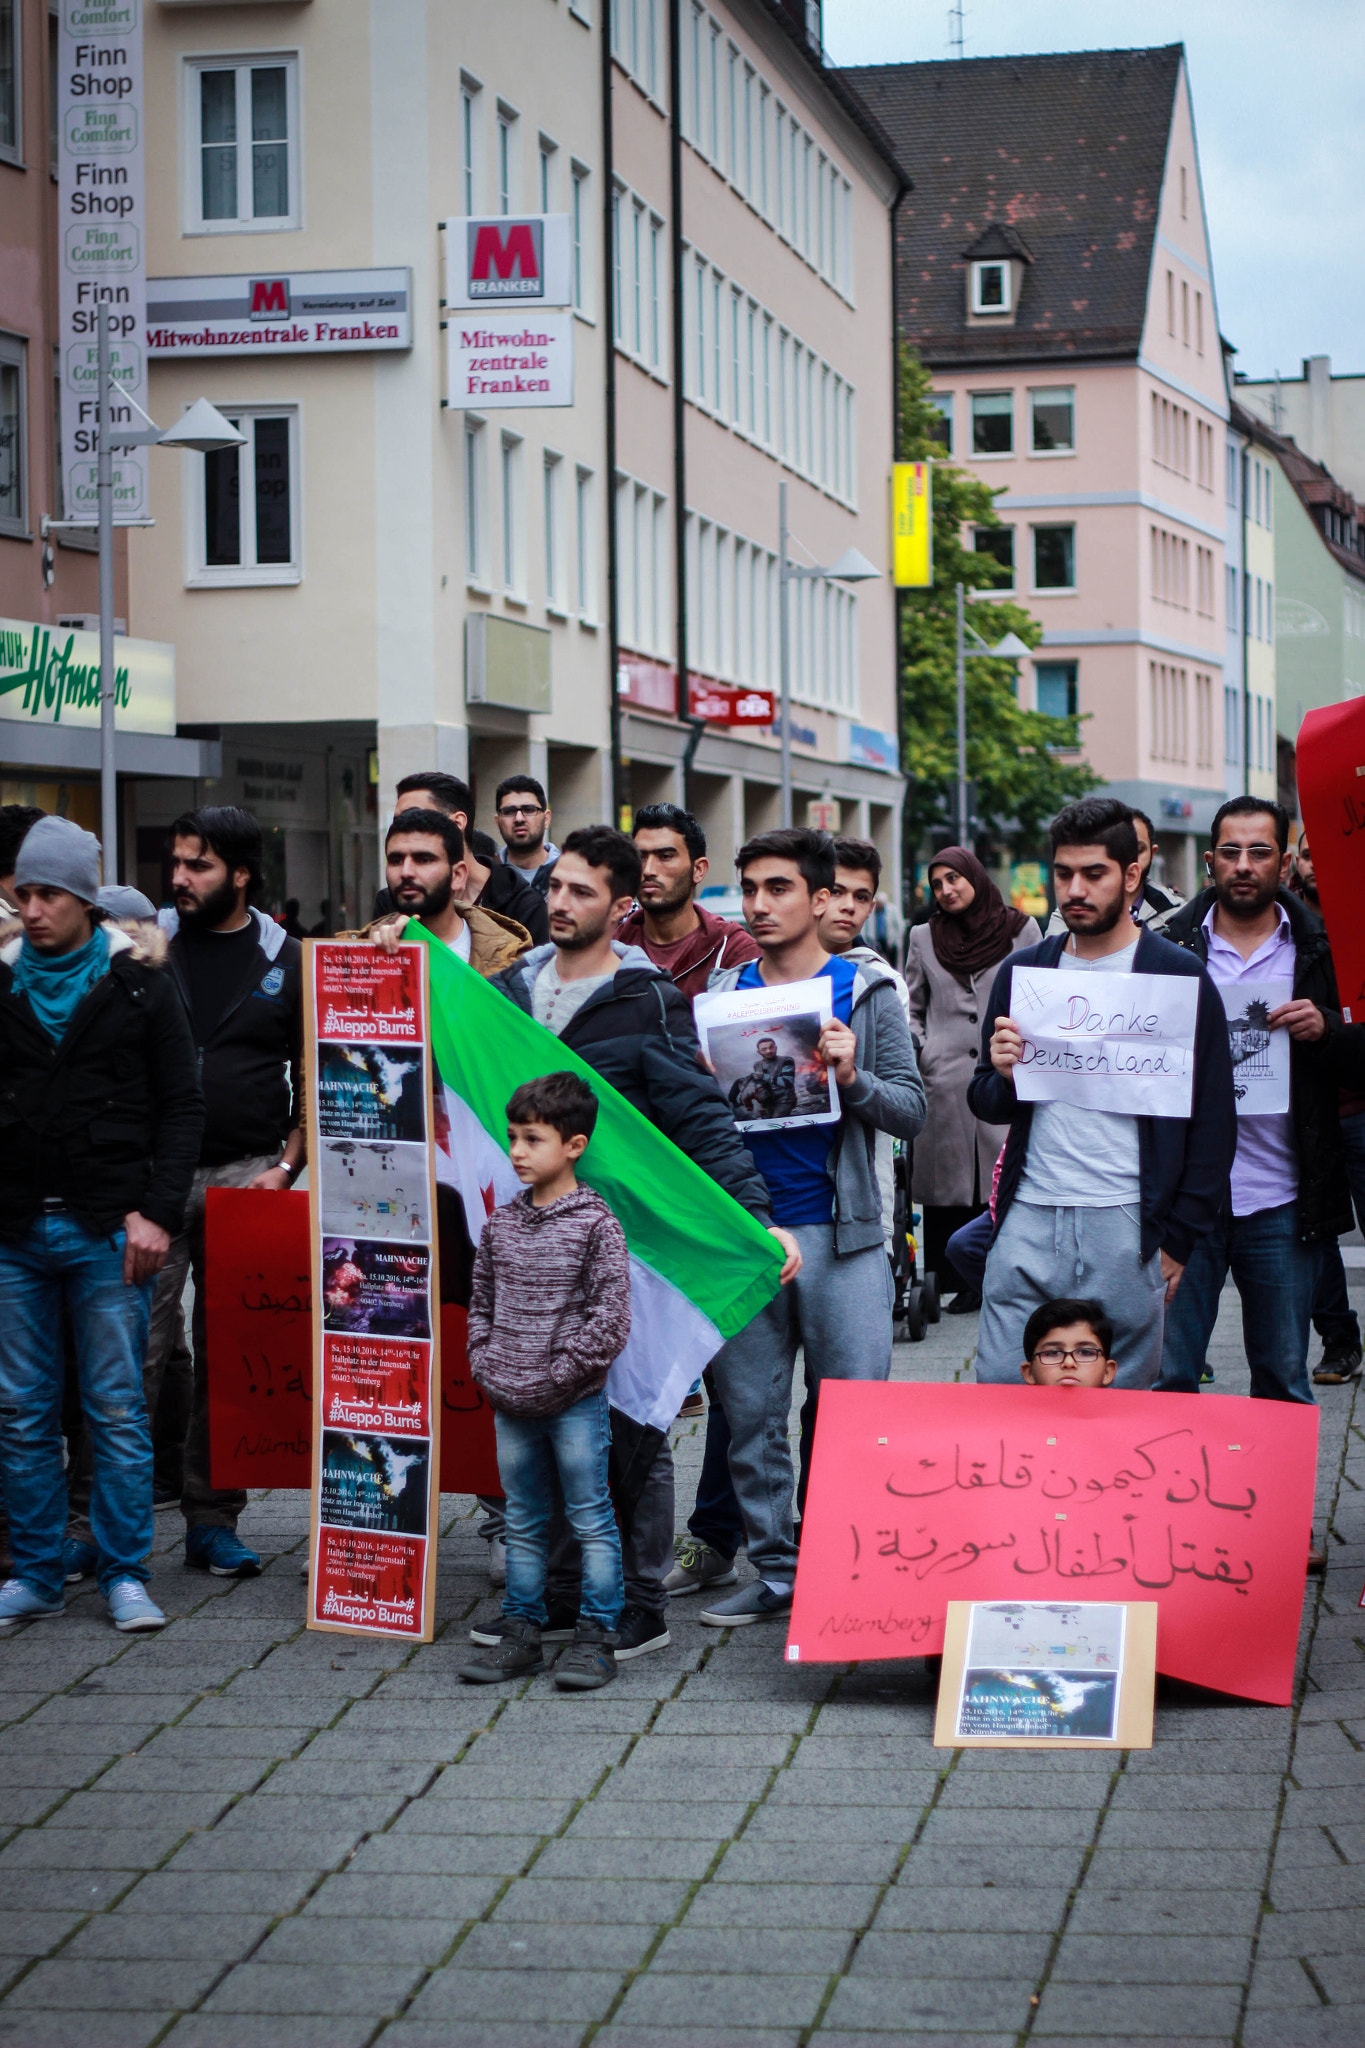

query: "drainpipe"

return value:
[889, 178, 909, 913]
[669, 0, 690, 790]
[602, 9, 623, 824]
[1241, 445, 1250, 796]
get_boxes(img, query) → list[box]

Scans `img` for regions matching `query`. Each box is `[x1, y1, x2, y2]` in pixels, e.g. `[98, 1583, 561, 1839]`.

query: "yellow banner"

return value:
[892, 462, 933, 588]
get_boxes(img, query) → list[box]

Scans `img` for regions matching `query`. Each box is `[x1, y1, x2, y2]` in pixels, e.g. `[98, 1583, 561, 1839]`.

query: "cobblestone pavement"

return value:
[0, 1275, 1362, 2048]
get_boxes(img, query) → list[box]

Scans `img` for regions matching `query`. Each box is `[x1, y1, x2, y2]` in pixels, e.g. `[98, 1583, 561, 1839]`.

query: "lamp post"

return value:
[777, 481, 881, 828]
[72, 303, 246, 882]
[953, 577, 1029, 845]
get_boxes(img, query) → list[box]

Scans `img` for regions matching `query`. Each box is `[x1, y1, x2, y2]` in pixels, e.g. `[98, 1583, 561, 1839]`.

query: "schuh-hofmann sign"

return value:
[146, 269, 412, 356]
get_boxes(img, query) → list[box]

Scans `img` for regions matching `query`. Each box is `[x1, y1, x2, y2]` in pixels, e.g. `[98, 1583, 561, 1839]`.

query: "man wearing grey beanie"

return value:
[0, 817, 203, 1635]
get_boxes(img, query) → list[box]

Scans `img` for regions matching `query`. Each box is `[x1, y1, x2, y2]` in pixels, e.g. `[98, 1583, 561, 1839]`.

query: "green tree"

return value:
[896, 346, 1099, 867]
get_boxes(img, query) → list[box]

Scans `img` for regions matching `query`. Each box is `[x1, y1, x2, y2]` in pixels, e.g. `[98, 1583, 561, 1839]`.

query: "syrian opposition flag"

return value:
[412, 926, 782, 1435]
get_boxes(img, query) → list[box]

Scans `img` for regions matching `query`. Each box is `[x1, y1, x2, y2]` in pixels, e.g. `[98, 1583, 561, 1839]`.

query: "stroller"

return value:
[890, 1140, 940, 1342]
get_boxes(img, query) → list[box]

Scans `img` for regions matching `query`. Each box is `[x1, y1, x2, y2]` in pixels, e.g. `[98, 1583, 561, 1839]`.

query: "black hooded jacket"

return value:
[1161, 887, 1365, 1244]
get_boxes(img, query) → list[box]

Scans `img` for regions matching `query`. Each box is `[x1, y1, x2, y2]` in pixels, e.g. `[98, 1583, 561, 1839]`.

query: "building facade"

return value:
[1262, 430, 1365, 759]
[124, 0, 904, 923]
[1237, 356, 1365, 505]
[848, 45, 1230, 893]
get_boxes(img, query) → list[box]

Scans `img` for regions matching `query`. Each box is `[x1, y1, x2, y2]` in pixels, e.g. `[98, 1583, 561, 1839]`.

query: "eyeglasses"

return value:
[1212, 844, 1279, 863]
[496, 804, 545, 819]
[1031, 1343, 1105, 1367]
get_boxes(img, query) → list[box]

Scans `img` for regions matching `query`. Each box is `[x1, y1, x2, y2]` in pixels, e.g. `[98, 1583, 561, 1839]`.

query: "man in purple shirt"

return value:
[1158, 796, 1365, 1412]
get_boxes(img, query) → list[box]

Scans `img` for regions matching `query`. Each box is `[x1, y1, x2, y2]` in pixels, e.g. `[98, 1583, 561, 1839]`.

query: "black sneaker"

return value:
[1313, 1341, 1363, 1386]
[614, 1604, 671, 1660]
[553, 1622, 617, 1691]
[459, 1615, 544, 1684]
[468, 1600, 577, 1648]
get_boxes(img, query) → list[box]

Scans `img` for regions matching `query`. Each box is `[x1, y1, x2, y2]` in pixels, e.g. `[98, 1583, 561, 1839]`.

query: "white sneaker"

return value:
[487, 1535, 507, 1588]
[106, 1579, 167, 1633]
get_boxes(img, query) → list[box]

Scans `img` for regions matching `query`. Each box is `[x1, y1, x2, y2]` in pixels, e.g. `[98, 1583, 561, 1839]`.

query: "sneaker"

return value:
[0, 1578, 64, 1631]
[460, 1614, 544, 1684]
[1313, 1341, 1363, 1386]
[614, 1604, 670, 1660]
[1199, 1368, 1215, 1385]
[676, 1391, 706, 1419]
[663, 1534, 738, 1597]
[469, 1601, 577, 1649]
[152, 1484, 181, 1511]
[487, 1534, 507, 1588]
[699, 1580, 793, 1627]
[944, 1287, 982, 1315]
[553, 1622, 617, 1691]
[184, 1527, 262, 1578]
[106, 1579, 167, 1633]
[62, 1538, 99, 1585]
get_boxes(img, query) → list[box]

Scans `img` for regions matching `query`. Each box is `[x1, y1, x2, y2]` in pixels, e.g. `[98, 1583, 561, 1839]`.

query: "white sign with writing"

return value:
[1010, 965, 1199, 1118]
[0, 617, 174, 735]
[146, 269, 412, 357]
[1223, 980, 1292, 1117]
[445, 313, 574, 410]
[58, 0, 147, 524]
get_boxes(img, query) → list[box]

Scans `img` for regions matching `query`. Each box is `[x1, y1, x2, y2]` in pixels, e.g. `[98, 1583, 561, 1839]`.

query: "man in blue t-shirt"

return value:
[693, 828, 926, 1627]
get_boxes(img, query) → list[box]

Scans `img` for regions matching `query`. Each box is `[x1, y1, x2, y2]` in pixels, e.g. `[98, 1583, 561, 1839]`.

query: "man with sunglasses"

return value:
[1158, 797, 1365, 1428]
[493, 776, 559, 900]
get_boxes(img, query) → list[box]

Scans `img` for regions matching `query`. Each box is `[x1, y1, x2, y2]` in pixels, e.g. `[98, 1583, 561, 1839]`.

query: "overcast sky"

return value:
[824, 0, 1364, 382]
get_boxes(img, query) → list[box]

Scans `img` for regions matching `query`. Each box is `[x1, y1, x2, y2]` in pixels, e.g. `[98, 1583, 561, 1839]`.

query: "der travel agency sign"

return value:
[442, 215, 574, 408]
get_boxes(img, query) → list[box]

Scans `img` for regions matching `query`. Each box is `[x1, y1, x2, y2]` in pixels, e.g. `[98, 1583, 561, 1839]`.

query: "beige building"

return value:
[1237, 357, 1365, 506]
[125, 0, 905, 921]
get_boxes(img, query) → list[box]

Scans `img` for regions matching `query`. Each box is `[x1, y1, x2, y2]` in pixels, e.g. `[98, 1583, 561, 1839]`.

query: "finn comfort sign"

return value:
[146, 269, 412, 356]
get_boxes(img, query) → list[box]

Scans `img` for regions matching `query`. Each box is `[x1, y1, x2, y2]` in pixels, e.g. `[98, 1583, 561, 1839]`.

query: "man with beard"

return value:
[374, 772, 549, 944]
[969, 797, 1235, 1389]
[104, 808, 304, 1580]
[482, 826, 799, 1659]
[615, 803, 758, 1000]
[492, 774, 559, 900]
[371, 810, 531, 974]
[729, 1037, 798, 1121]
[1158, 799, 1365, 1422]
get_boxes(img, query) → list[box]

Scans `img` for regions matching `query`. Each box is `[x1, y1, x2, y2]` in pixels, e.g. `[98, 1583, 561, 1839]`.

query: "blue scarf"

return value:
[12, 925, 110, 1042]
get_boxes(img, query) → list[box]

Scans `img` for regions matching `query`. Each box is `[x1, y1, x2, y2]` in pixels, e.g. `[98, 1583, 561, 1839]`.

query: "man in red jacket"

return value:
[616, 804, 759, 1001]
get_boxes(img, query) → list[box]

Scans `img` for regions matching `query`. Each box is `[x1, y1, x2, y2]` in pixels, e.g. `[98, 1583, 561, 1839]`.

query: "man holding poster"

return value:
[1158, 798, 1365, 1413]
[969, 799, 1234, 1389]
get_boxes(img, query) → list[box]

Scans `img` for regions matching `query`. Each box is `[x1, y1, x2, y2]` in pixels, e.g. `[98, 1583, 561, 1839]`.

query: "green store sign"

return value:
[0, 618, 174, 735]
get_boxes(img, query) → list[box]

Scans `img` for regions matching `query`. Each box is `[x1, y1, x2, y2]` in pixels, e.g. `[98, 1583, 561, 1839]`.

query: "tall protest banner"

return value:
[58, 0, 149, 525]
[305, 944, 442, 1641]
[787, 1382, 1319, 1706]
[1297, 699, 1365, 1021]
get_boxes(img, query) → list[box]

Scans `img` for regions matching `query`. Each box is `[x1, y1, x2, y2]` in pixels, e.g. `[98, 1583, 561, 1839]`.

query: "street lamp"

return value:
[53, 302, 246, 883]
[953, 580, 1029, 846]
[777, 482, 881, 828]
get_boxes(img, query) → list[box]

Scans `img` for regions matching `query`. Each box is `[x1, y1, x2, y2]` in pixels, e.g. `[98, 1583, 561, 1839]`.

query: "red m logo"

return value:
[471, 224, 539, 283]
[250, 279, 289, 315]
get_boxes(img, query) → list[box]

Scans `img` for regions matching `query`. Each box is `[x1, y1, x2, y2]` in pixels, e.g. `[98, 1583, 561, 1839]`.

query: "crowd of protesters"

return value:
[0, 774, 1361, 1677]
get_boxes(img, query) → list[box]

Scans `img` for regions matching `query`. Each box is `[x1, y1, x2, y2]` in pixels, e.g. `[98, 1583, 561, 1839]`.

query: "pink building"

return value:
[850, 45, 1229, 891]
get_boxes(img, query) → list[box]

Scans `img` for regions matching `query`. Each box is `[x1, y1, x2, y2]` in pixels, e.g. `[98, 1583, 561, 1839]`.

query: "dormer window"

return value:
[972, 261, 1010, 314]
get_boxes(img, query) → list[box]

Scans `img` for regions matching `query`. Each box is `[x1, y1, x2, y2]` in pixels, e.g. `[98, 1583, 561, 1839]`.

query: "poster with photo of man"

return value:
[695, 978, 840, 1132]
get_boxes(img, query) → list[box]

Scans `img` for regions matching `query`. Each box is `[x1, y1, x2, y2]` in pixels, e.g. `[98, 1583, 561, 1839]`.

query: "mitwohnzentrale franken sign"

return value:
[0, 618, 175, 734]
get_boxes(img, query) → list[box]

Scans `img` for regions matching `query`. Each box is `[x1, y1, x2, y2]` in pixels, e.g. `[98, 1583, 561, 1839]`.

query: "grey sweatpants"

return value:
[975, 1200, 1166, 1389]
[709, 1223, 893, 1582]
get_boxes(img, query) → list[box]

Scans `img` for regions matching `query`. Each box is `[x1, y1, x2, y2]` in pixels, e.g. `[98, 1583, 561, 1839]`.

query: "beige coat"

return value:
[905, 914, 1041, 1207]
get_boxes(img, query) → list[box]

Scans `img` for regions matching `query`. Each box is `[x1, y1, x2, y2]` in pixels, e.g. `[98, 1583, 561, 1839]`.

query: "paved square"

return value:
[1, 1275, 1361, 2045]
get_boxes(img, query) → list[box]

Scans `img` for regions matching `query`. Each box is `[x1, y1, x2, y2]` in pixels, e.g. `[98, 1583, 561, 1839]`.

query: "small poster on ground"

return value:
[306, 942, 441, 1641]
[933, 1599, 1156, 1749]
[693, 978, 839, 1131]
[1222, 981, 1292, 1117]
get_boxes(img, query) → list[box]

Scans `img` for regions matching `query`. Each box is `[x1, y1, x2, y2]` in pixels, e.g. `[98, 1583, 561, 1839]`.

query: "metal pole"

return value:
[779, 481, 792, 828]
[955, 580, 968, 847]
[97, 300, 118, 884]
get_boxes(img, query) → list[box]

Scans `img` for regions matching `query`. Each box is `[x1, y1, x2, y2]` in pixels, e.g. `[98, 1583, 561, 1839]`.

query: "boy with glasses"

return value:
[1019, 1299, 1118, 1388]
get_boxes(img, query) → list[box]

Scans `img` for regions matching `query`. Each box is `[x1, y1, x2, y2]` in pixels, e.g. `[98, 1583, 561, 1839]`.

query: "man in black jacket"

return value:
[1156, 796, 1365, 1410]
[969, 797, 1236, 1388]
[484, 826, 799, 1657]
[143, 808, 304, 1580]
[374, 772, 548, 944]
[0, 818, 202, 1633]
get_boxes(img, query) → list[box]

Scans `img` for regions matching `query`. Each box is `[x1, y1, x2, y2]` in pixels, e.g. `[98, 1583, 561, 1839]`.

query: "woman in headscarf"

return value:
[905, 847, 1041, 1312]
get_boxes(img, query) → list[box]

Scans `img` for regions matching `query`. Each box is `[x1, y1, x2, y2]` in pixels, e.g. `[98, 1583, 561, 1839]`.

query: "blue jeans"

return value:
[494, 1389, 623, 1631]
[688, 1392, 746, 1562]
[0, 1215, 155, 1599]
[1157, 1200, 1322, 1403]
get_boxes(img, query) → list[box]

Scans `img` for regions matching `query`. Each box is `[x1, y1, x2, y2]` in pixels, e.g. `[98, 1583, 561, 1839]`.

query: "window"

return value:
[570, 163, 589, 313]
[188, 56, 297, 232]
[974, 526, 1013, 588]
[1195, 671, 1213, 768]
[575, 464, 595, 619]
[928, 392, 953, 453]
[1226, 440, 1238, 506]
[1031, 387, 1074, 453]
[1181, 280, 1189, 346]
[543, 451, 563, 611]
[971, 391, 1013, 456]
[0, 0, 19, 166]
[464, 418, 486, 583]
[631, 200, 644, 354]
[649, 215, 663, 368]
[0, 332, 26, 536]
[1226, 562, 1238, 630]
[1195, 290, 1204, 356]
[460, 78, 480, 213]
[1180, 165, 1187, 218]
[1267, 581, 1274, 639]
[1033, 524, 1075, 591]
[971, 261, 1009, 314]
[496, 105, 518, 215]
[538, 135, 557, 213]
[1165, 270, 1174, 336]
[611, 185, 623, 338]
[190, 406, 297, 585]
[1035, 661, 1077, 722]
[500, 431, 523, 595]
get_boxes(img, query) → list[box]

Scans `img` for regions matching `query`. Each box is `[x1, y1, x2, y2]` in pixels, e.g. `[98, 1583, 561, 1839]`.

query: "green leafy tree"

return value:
[896, 346, 1099, 866]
